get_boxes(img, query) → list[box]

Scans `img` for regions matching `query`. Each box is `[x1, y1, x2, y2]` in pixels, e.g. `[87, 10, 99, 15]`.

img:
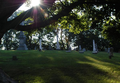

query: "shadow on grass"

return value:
[14, 63, 112, 83]
[0, 50, 120, 83]
[11, 59, 119, 83]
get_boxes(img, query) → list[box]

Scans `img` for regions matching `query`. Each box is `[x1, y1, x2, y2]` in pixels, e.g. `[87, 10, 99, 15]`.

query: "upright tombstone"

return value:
[34, 47, 37, 50]
[66, 46, 71, 52]
[92, 40, 97, 54]
[109, 47, 114, 59]
[12, 56, 18, 61]
[82, 48, 86, 52]
[79, 45, 84, 53]
[39, 39, 42, 51]
[95, 44, 98, 52]
[17, 31, 28, 50]
[108, 48, 110, 53]
[56, 29, 60, 50]
[105, 48, 108, 52]
[79, 45, 82, 51]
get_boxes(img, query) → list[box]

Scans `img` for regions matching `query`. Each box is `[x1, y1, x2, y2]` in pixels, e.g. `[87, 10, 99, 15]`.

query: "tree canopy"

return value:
[0, 0, 120, 43]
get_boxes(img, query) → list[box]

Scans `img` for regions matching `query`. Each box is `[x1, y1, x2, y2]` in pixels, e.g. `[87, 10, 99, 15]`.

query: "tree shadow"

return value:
[1, 51, 120, 83]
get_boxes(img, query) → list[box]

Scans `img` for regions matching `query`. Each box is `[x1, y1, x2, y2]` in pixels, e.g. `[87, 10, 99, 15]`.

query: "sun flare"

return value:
[31, 0, 41, 7]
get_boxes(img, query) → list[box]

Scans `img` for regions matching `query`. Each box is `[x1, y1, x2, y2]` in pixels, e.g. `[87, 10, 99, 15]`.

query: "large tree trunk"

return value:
[0, 34, 3, 43]
[0, 31, 6, 44]
[0, 68, 17, 83]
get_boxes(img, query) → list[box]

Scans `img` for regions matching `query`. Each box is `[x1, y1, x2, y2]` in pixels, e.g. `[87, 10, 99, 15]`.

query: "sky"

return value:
[19, 3, 30, 11]
[18, 0, 41, 11]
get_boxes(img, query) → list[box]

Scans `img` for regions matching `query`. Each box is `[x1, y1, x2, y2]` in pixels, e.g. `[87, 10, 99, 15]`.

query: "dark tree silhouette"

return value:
[0, 0, 120, 42]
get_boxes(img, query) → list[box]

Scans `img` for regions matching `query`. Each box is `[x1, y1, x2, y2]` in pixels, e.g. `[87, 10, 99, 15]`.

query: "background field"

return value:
[0, 50, 120, 83]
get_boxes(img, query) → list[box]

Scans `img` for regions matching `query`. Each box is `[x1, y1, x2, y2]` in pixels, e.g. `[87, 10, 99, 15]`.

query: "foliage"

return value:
[102, 19, 120, 42]
[1, 29, 19, 50]
[57, 13, 89, 34]
[50, 0, 120, 44]
[1, 0, 120, 50]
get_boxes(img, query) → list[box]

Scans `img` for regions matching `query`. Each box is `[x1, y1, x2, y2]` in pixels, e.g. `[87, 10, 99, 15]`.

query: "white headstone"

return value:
[92, 40, 97, 54]
[39, 39, 42, 50]
[56, 32, 60, 50]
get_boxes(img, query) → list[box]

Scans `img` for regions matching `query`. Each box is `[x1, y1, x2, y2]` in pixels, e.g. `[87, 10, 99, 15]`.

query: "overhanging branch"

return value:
[7, 0, 120, 31]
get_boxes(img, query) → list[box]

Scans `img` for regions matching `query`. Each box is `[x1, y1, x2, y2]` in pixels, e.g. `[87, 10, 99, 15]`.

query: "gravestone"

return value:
[34, 47, 37, 50]
[79, 45, 82, 51]
[56, 33, 60, 50]
[105, 48, 108, 52]
[39, 39, 42, 51]
[92, 40, 97, 54]
[17, 31, 28, 50]
[82, 48, 86, 52]
[12, 56, 18, 61]
[108, 48, 110, 53]
[66, 46, 71, 52]
[79, 45, 84, 53]
[109, 47, 114, 59]
[95, 44, 98, 52]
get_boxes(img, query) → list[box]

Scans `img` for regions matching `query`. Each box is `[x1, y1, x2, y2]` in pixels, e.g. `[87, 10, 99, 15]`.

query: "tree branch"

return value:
[13, 0, 120, 31]
[0, 0, 26, 23]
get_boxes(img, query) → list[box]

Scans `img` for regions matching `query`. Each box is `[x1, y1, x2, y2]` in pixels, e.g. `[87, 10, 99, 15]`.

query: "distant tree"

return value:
[1, 0, 120, 43]
[1, 29, 19, 50]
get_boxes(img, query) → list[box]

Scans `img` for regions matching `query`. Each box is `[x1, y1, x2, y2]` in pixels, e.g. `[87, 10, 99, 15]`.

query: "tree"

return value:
[0, 0, 55, 42]
[0, 0, 120, 43]
[1, 29, 19, 50]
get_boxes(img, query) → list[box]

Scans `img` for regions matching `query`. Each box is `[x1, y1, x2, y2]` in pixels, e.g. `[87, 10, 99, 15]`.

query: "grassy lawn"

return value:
[0, 50, 120, 83]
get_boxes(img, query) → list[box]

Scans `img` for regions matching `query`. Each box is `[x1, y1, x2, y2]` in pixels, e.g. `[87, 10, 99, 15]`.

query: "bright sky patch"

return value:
[31, 0, 40, 7]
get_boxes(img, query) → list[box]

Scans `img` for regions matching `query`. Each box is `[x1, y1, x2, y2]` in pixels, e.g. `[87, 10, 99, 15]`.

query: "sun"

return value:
[30, 0, 41, 7]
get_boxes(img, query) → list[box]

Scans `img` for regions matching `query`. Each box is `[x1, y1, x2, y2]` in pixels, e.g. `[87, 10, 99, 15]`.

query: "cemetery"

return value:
[0, 0, 120, 83]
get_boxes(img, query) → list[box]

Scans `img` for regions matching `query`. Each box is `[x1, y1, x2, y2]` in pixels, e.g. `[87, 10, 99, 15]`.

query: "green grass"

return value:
[0, 50, 120, 83]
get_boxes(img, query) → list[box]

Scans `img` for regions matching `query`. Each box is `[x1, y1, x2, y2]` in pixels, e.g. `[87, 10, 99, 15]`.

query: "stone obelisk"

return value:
[92, 40, 97, 54]
[56, 29, 60, 50]
[39, 39, 42, 51]
[17, 31, 28, 50]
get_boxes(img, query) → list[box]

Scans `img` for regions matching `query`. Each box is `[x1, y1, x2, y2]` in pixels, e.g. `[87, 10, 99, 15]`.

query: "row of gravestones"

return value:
[66, 45, 86, 53]
[2, 31, 114, 59]
[16, 31, 113, 55]
[66, 40, 97, 53]
[17, 32, 96, 52]
[65, 40, 113, 54]
[17, 31, 60, 50]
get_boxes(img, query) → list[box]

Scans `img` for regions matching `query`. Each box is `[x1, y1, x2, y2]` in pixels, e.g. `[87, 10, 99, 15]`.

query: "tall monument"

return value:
[39, 39, 42, 51]
[17, 31, 28, 50]
[56, 28, 60, 50]
[92, 40, 97, 54]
